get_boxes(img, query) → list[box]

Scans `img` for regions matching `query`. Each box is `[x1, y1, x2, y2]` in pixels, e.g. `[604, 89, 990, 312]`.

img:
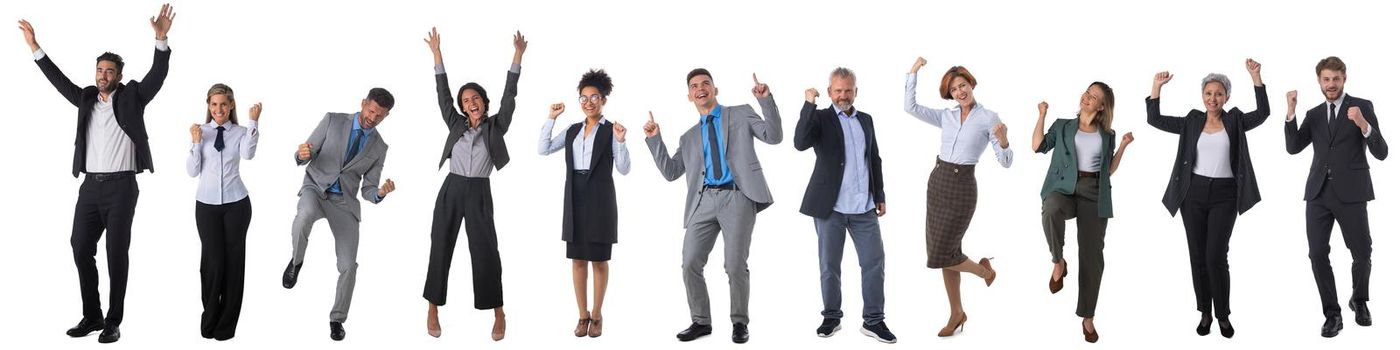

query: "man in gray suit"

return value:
[283, 88, 398, 341]
[643, 69, 782, 344]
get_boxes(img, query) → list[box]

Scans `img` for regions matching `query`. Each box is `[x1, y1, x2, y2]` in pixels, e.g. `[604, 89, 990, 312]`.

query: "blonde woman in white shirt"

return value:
[186, 83, 259, 341]
[905, 57, 1011, 337]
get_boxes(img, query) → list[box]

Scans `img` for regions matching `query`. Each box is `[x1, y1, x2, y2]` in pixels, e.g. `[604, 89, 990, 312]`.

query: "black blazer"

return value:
[1147, 85, 1269, 216]
[1284, 94, 1388, 203]
[36, 48, 171, 177]
[561, 121, 619, 243]
[793, 102, 885, 218]
[435, 69, 518, 170]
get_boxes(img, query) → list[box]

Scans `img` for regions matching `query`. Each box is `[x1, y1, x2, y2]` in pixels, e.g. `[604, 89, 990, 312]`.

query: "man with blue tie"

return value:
[643, 69, 782, 344]
[283, 88, 399, 341]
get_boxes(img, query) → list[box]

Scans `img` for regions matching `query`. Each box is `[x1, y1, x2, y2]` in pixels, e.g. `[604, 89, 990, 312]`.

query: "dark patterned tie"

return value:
[707, 115, 723, 181]
[345, 130, 364, 166]
[214, 126, 226, 152]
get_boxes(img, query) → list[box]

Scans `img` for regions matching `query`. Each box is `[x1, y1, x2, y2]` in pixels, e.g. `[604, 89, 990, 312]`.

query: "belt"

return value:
[704, 183, 736, 190]
[86, 171, 135, 182]
[1077, 171, 1099, 178]
[573, 170, 592, 175]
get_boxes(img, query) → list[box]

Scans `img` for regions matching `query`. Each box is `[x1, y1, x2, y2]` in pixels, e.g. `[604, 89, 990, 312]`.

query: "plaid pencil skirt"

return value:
[926, 159, 978, 268]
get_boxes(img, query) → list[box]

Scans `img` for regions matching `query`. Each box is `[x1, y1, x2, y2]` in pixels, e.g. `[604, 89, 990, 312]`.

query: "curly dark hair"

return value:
[577, 69, 613, 97]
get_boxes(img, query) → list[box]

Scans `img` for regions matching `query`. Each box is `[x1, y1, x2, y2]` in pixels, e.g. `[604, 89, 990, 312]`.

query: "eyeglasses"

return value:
[579, 94, 604, 104]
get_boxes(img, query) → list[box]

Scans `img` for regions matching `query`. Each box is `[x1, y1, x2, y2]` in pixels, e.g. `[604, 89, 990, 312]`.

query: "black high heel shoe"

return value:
[1196, 312, 1212, 336]
[1218, 316, 1235, 338]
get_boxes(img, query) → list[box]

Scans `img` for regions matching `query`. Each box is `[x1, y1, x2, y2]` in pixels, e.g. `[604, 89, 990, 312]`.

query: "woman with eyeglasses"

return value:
[538, 69, 631, 338]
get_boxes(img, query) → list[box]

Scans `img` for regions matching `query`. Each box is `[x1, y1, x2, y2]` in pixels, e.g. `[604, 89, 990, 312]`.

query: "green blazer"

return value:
[1036, 118, 1115, 218]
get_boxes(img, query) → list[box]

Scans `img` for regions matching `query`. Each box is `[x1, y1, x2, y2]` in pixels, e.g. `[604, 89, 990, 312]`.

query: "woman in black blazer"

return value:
[1146, 59, 1270, 339]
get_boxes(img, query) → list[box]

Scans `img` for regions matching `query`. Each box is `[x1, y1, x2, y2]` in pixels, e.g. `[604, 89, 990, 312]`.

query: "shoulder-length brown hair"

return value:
[205, 83, 238, 125]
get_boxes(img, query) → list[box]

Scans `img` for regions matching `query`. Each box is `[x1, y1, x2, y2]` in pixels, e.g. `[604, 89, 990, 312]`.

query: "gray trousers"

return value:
[814, 210, 886, 325]
[1041, 176, 1107, 318]
[290, 187, 360, 323]
[682, 188, 756, 325]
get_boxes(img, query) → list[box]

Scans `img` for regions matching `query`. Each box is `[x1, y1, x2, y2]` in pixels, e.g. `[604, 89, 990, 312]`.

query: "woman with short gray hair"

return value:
[1146, 59, 1272, 339]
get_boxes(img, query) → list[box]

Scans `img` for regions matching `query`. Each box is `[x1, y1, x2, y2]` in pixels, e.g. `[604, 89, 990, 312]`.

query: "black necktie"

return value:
[707, 115, 723, 181]
[214, 126, 226, 152]
[1329, 103, 1338, 124]
[345, 130, 364, 166]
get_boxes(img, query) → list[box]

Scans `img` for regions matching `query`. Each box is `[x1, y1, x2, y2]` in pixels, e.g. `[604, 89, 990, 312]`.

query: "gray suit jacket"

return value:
[294, 112, 389, 221]
[646, 96, 782, 228]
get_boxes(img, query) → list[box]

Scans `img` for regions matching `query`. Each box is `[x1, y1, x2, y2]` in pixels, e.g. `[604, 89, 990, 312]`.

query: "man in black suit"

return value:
[1284, 56, 1388, 338]
[18, 4, 175, 344]
[793, 68, 895, 343]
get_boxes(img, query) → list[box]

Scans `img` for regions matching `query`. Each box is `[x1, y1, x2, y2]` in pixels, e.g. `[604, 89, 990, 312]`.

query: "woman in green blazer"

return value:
[1029, 82, 1134, 343]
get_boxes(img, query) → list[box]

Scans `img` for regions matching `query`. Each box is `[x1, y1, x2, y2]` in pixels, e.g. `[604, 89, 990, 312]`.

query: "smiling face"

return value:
[359, 99, 391, 129]
[1318, 69, 1346, 101]
[828, 75, 857, 112]
[687, 74, 717, 111]
[579, 86, 606, 119]
[208, 93, 233, 125]
[95, 60, 121, 94]
[947, 76, 975, 108]
[1202, 81, 1229, 115]
[460, 89, 486, 122]
[1079, 84, 1106, 118]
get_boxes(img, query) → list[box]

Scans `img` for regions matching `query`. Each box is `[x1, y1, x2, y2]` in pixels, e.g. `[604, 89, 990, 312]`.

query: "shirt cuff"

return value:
[434, 63, 445, 75]
[33, 48, 46, 61]
[542, 118, 556, 129]
[1364, 126, 1373, 138]
[190, 142, 200, 152]
[245, 120, 259, 130]
[509, 64, 521, 74]
[156, 39, 169, 51]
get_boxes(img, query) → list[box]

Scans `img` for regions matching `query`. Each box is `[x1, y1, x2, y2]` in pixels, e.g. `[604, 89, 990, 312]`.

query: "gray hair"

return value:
[830, 67, 856, 82]
[1201, 73, 1231, 95]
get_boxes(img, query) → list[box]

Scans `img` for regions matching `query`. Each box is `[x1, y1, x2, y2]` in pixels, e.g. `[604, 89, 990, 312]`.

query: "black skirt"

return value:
[565, 171, 614, 261]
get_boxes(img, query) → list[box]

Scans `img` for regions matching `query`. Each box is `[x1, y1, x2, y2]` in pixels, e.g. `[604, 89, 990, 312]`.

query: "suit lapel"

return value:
[587, 121, 611, 174]
[344, 132, 381, 170]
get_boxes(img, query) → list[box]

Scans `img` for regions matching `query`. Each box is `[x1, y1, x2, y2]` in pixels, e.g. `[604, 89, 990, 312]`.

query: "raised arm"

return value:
[1349, 102, 1388, 160]
[21, 19, 82, 106]
[793, 90, 822, 151]
[1031, 101, 1049, 152]
[643, 111, 685, 181]
[426, 27, 462, 127]
[1110, 132, 1134, 176]
[1239, 59, 1271, 131]
[538, 103, 567, 155]
[748, 73, 782, 144]
[295, 113, 332, 166]
[492, 31, 528, 135]
[904, 57, 945, 127]
[186, 123, 203, 177]
[1283, 90, 1312, 154]
[612, 122, 631, 175]
[241, 103, 261, 160]
[987, 114, 1012, 168]
[136, 3, 175, 104]
[1146, 71, 1186, 134]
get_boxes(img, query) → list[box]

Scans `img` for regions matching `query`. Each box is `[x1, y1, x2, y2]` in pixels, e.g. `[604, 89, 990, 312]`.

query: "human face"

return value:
[461, 89, 486, 122]
[95, 60, 120, 94]
[208, 93, 233, 125]
[687, 74, 717, 111]
[1079, 84, 1106, 117]
[579, 86, 606, 119]
[1318, 69, 1346, 101]
[828, 75, 857, 112]
[359, 99, 391, 129]
[948, 76, 975, 108]
[1202, 81, 1229, 115]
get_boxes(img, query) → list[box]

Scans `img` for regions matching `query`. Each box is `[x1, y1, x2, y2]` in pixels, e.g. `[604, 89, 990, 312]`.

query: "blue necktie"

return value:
[707, 115, 723, 181]
[213, 126, 226, 152]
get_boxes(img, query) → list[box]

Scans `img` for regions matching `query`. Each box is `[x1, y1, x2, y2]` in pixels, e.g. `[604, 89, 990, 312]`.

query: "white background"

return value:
[1, 0, 1396, 349]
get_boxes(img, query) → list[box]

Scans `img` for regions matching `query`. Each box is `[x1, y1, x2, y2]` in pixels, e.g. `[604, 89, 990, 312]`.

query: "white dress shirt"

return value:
[538, 118, 631, 174]
[904, 73, 1013, 167]
[187, 120, 259, 205]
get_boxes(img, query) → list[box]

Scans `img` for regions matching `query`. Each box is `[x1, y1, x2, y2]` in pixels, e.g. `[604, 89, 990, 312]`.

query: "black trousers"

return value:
[1181, 175, 1238, 318]
[423, 174, 504, 309]
[1306, 180, 1372, 317]
[71, 172, 138, 326]
[195, 197, 252, 339]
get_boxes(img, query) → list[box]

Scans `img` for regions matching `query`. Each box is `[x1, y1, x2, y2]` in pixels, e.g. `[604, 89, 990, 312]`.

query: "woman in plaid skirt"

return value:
[904, 57, 1012, 337]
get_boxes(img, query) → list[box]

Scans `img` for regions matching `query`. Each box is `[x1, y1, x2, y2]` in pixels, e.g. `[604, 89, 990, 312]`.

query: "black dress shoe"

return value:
[283, 260, 303, 289]
[1321, 315, 1343, 338]
[97, 325, 121, 343]
[330, 322, 346, 341]
[676, 322, 712, 342]
[1350, 300, 1372, 327]
[816, 318, 840, 337]
[1218, 316, 1234, 338]
[1196, 312, 1211, 336]
[732, 323, 749, 344]
[66, 318, 105, 337]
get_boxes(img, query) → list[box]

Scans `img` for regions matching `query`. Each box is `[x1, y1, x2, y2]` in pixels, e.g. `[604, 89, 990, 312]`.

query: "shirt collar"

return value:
[352, 113, 374, 134]
[700, 105, 722, 122]
[208, 120, 233, 129]
[1328, 95, 1346, 109]
[833, 105, 857, 118]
